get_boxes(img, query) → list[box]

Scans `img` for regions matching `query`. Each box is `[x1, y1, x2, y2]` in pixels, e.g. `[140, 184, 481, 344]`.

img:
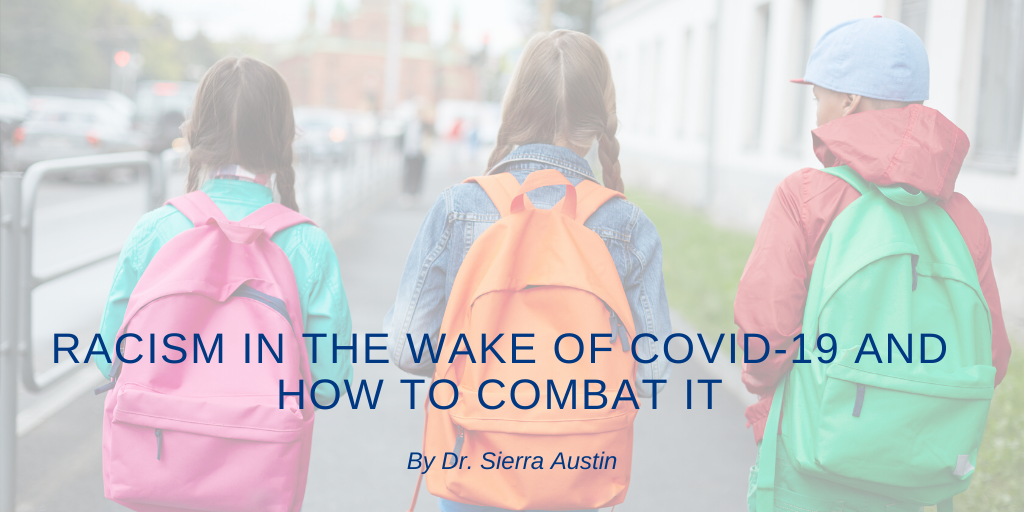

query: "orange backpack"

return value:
[413, 169, 639, 510]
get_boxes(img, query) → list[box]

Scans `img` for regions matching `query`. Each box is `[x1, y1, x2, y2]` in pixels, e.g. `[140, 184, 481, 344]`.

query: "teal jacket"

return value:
[97, 178, 354, 396]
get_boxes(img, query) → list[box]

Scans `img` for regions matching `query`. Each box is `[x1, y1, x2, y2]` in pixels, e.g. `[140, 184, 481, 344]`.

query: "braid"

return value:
[485, 129, 515, 174]
[186, 156, 203, 193]
[275, 164, 299, 212]
[484, 30, 623, 188]
[182, 56, 299, 210]
[598, 112, 624, 193]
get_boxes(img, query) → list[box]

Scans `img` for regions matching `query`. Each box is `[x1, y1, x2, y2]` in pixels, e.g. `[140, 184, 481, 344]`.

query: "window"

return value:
[697, 23, 716, 141]
[613, 50, 628, 127]
[788, 0, 814, 149]
[747, 3, 771, 148]
[636, 43, 650, 136]
[650, 37, 663, 136]
[901, 0, 930, 43]
[677, 28, 693, 139]
[973, 0, 1024, 173]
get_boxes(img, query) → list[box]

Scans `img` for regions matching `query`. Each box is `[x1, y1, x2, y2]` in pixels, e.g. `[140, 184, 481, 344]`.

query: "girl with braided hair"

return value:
[385, 30, 672, 512]
[97, 56, 353, 401]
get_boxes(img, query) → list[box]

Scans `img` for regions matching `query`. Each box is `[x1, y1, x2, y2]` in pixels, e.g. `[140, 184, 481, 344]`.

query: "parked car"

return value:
[293, 107, 353, 169]
[0, 74, 30, 172]
[13, 96, 142, 178]
[30, 87, 135, 119]
[135, 80, 198, 153]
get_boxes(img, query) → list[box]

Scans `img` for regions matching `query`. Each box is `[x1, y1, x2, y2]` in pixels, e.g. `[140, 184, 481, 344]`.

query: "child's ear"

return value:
[841, 94, 864, 117]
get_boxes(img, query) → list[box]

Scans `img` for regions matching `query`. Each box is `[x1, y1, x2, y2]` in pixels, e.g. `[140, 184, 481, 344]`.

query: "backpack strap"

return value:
[820, 165, 871, 196]
[755, 372, 787, 512]
[878, 184, 931, 206]
[574, 180, 625, 224]
[406, 472, 423, 511]
[510, 169, 577, 218]
[821, 166, 932, 207]
[168, 192, 313, 238]
[166, 191, 228, 227]
[241, 203, 315, 238]
[465, 172, 621, 221]
[464, 172, 532, 218]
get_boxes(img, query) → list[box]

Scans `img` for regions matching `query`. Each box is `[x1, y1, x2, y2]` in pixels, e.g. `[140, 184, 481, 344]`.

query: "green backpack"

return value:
[753, 166, 995, 512]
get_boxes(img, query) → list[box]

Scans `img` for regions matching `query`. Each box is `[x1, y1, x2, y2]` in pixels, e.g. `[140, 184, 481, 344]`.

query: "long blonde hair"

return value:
[486, 30, 623, 192]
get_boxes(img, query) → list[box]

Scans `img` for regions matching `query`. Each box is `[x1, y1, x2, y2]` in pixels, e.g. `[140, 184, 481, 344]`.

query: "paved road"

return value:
[13, 147, 755, 511]
[15, 178, 152, 512]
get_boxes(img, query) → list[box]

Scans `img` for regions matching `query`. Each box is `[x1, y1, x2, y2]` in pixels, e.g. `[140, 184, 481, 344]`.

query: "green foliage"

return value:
[0, 0, 219, 88]
[138, 15, 186, 82]
[554, 0, 595, 33]
[1, 0, 117, 87]
[951, 344, 1024, 511]
[630, 191, 755, 334]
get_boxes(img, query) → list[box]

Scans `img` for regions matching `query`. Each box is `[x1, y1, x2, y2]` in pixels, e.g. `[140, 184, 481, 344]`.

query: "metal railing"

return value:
[295, 134, 402, 230]
[0, 151, 157, 512]
[0, 135, 402, 511]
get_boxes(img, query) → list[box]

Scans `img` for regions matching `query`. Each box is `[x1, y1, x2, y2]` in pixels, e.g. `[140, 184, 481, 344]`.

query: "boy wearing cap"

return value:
[736, 16, 1011, 511]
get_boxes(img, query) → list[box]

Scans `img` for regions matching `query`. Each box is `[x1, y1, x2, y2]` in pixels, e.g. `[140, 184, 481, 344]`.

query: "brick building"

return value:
[276, 0, 481, 111]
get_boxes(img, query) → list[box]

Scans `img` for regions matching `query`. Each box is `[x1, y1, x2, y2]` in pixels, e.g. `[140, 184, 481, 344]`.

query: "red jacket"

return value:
[736, 105, 1012, 445]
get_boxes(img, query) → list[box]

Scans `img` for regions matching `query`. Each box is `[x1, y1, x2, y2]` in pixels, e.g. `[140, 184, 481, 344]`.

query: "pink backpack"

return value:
[100, 191, 315, 512]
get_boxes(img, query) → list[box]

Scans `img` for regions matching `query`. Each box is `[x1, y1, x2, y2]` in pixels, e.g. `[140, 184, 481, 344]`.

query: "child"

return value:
[95, 56, 353, 511]
[736, 17, 1011, 511]
[384, 30, 672, 512]
[97, 56, 353, 399]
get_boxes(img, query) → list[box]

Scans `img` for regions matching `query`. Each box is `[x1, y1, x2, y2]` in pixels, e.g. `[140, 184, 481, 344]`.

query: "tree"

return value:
[0, 0, 220, 88]
[526, 0, 596, 35]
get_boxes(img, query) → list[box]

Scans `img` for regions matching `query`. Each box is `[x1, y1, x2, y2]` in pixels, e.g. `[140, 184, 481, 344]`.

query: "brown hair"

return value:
[486, 30, 623, 193]
[183, 56, 299, 210]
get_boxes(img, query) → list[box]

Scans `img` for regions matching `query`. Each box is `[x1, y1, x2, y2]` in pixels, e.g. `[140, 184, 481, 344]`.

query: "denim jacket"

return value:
[383, 144, 672, 396]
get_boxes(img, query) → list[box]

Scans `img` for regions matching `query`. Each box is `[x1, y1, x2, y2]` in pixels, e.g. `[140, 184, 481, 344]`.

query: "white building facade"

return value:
[597, 0, 1024, 226]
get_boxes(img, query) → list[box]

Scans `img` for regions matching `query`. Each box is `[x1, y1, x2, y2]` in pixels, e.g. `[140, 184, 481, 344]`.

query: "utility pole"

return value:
[704, 0, 724, 211]
[383, 0, 404, 111]
[537, 0, 555, 32]
[0, 172, 21, 512]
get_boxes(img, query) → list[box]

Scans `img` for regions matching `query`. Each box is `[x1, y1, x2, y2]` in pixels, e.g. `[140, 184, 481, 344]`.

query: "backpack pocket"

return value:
[443, 411, 632, 510]
[815, 355, 994, 491]
[107, 385, 309, 512]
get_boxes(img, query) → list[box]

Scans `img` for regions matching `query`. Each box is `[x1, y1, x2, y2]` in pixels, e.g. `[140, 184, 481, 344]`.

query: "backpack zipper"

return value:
[607, 308, 630, 352]
[453, 425, 465, 458]
[155, 428, 163, 460]
[609, 311, 619, 345]
[911, 255, 919, 292]
[231, 284, 293, 326]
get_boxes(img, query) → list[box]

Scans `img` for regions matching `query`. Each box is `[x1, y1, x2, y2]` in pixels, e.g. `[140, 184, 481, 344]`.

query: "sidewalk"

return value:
[302, 146, 755, 510]
[13, 145, 756, 510]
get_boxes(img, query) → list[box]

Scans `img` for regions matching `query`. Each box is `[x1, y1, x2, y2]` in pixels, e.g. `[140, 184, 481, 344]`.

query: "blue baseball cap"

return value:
[791, 16, 929, 102]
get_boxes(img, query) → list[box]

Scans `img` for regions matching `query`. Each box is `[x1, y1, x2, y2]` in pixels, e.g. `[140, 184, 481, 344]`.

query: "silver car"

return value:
[293, 107, 354, 169]
[13, 96, 142, 177]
